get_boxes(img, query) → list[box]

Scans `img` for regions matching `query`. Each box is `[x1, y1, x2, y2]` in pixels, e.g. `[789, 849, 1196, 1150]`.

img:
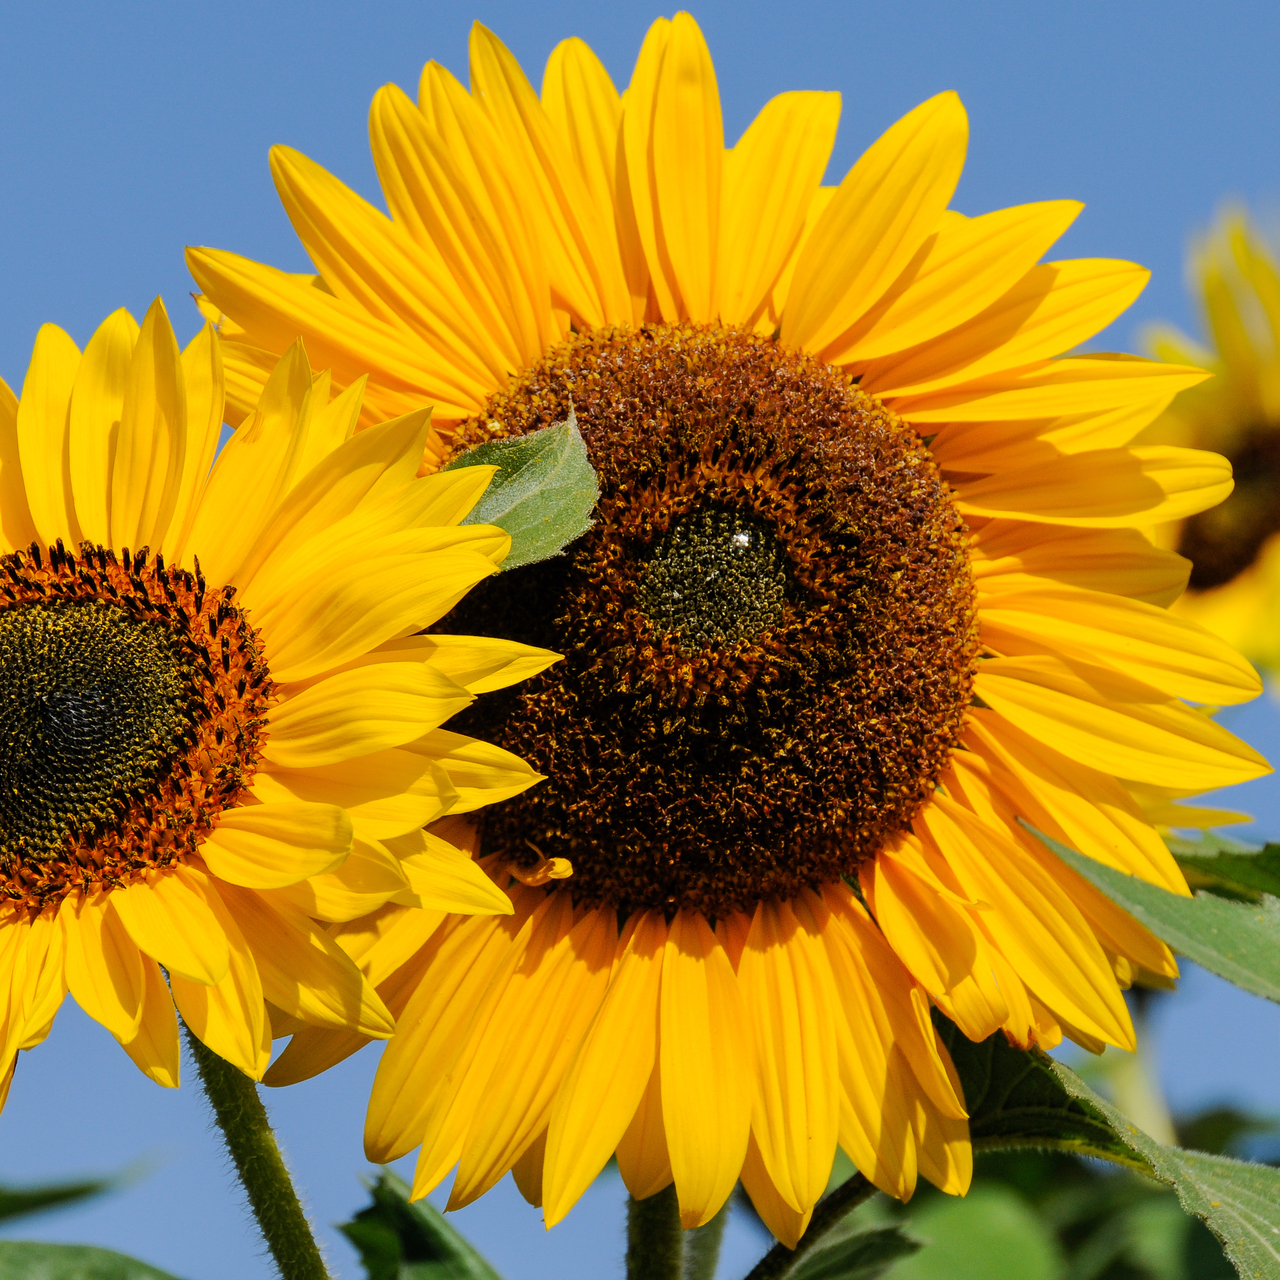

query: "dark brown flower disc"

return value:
[440, 323, 980, 917]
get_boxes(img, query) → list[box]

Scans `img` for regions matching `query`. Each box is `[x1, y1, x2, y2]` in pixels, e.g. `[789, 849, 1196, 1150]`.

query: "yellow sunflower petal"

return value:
[957, 446, 1233, 526]
[265, 663, 473, 769]
[782, 92, 967, 353]
[740, 1131, 813, 1250]
[392, 829, 514, 916]
[404, 728, 544, 812]
[827, 200, 1082, 363]
[60, 893, 145, 1043]
[974, 654, 1270, 789]
[16, 322, 81, 549]
[402, 633, 561, 693]
[660, 910, 752, 1229]
[0, 374, 36, 554]
[110, 298, 187, 554]
[544, 911, 666, 1227]
[202, 802, 353, 890]
[718, 91, 841, 327]
[216, 882, 393, 1038]
[110, 867, 232, 984]
[979, 585, 1261, 705]
[68, 308, 139, 547]
[738, 899, 840, 1216]
[264, 838, 411, 925]
[120, 957, 181, 1088]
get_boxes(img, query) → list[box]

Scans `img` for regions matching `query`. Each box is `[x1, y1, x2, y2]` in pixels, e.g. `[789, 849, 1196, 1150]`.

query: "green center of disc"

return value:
[635, 507, 788, 648]
[0, 600, 190, 859]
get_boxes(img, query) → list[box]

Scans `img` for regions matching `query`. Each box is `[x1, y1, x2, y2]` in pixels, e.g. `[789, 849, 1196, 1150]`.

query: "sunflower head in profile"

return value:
[0, 299, 554, 1101]
[1142, 209, 1280, 673]
[188, 13, 1269, 1246]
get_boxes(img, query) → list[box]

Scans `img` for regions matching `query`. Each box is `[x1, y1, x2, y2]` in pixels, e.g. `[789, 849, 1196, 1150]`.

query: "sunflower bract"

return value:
[186, 12, 1269, 1248]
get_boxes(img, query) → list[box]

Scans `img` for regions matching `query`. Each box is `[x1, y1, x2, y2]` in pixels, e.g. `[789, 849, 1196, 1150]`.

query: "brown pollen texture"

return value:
[441, 323, 979, 918]
[0, 540, 273, 915]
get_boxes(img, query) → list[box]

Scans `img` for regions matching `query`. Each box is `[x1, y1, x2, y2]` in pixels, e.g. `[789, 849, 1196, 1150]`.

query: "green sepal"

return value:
[339, 1171, 503, 1280]
[1023, 823, 1280, 1004]
[445, 411, 599, 571]
[0, 1241, 182, 1278]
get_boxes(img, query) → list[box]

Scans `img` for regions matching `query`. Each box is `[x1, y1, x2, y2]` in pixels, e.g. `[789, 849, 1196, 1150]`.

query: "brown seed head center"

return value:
[0, 541, 273, 914]
[442, 323, 979, 917]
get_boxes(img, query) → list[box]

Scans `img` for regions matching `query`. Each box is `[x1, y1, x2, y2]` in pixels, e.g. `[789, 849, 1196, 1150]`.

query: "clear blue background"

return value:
[2, 1, 1280, 1276]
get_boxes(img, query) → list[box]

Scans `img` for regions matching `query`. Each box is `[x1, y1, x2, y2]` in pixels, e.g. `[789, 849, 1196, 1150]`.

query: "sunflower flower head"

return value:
[188, 14, 1269, 1247]
[1142, 208, 1280, 672]
[0, 298, 554, 1099]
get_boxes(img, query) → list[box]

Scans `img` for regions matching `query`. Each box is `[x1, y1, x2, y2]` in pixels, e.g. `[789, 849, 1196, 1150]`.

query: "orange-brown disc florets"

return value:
[0, 540, 273, 914]
[442, 323, 980, 917]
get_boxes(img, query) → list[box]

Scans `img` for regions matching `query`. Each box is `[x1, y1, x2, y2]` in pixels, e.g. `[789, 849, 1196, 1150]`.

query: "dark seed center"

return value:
[0, 600, 189, 860]
[635, 507, 788, 649]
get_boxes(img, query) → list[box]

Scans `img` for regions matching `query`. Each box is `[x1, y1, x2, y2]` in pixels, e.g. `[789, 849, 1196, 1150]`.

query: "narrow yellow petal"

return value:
[404, 633, 561, 693]
[120, 957, 181, 1088]
[739, 1132, 813, 1250]
[718, 91, 841, 326]
[392, 829, 514, 916]
[544, 911, 666, 1227]
[68, 308, 139, 547]
[60, 893, 144, 1043]
[403, 728, 543, 812]
[266, 663, 473, 769]
[980, 585, 1261, 705]
[110, 868, 231, 984]
[0, 373, 37, 554]
[203, 802, 353, 890]
[863, 258, 1150, 395]
[660, 910, 752, 1228]
[738, 900, 840, 1216]
[782, 93, 968, 353]
[17, 323, 81, 549]
[957, 446, 1233, 526]
[110, 298, 187, 553]
[974, 654, 1270, 789]
[216, 882, 393, 1037]
[615, 1060, 674, 1200]
[828, 201, 1082, 363]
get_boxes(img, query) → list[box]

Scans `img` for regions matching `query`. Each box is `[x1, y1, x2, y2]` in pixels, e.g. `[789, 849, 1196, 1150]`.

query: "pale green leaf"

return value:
[444, 411, 599, 571]
[1053, 1062, 1280, 1280]
[0, 1242, 182, 1279]
[1023, 824, 1280, 1004]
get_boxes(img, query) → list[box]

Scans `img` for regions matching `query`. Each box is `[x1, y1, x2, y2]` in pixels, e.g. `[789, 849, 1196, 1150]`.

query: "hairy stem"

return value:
[185, 1027, 331, 1280]
[744, 1173, 877, 1280]
[627, 1184, 684, 1280]
[683, 1197, 730, 1280]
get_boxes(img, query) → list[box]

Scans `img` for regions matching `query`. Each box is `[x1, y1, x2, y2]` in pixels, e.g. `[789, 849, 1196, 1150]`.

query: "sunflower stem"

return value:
[683, 1197, 730, 1280]
[627, 1184, 684, 1280]
[743, 1172, 876, 1280]
[184, 1027, 332, 1280]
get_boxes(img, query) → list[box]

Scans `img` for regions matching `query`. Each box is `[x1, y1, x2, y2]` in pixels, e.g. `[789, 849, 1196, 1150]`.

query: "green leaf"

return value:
[1022, 824, 1280, 1004]
[888, 1185, 1063, 1280]
[1052, 1061, 1280, 1280]
[0, 1177, 112, 1225]
[780, 1222, 920, 1280]
[1166, 832, 1280, 903]
[0, 1242, 182, 1279]
[934, 1014, 1144, 1169]
[445, 412, 599, 571]
[339, 1171, 502, 1280]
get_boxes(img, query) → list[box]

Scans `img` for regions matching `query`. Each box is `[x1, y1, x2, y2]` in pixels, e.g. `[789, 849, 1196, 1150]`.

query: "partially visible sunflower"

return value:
[187, 14, 1269, 1247]
[0, 299, 552, 1103]
[1142, 209, 1280, 673]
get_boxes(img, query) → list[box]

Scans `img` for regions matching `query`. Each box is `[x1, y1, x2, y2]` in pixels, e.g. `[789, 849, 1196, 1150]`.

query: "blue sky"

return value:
[2, 2, 1280, 1277]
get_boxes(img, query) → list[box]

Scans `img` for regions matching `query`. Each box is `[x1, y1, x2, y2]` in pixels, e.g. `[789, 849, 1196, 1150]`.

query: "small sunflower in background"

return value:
[0, 300, 552, 1101]
[188, 13, 1268, 1246]
[1142, 208, 1280, 673]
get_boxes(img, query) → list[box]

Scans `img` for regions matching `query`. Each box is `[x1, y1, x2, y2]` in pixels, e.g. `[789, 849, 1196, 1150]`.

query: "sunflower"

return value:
[1141, 209, 1280, 674]
[0, 298, 554, 1105]
[185, 14, 1269, 1246]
